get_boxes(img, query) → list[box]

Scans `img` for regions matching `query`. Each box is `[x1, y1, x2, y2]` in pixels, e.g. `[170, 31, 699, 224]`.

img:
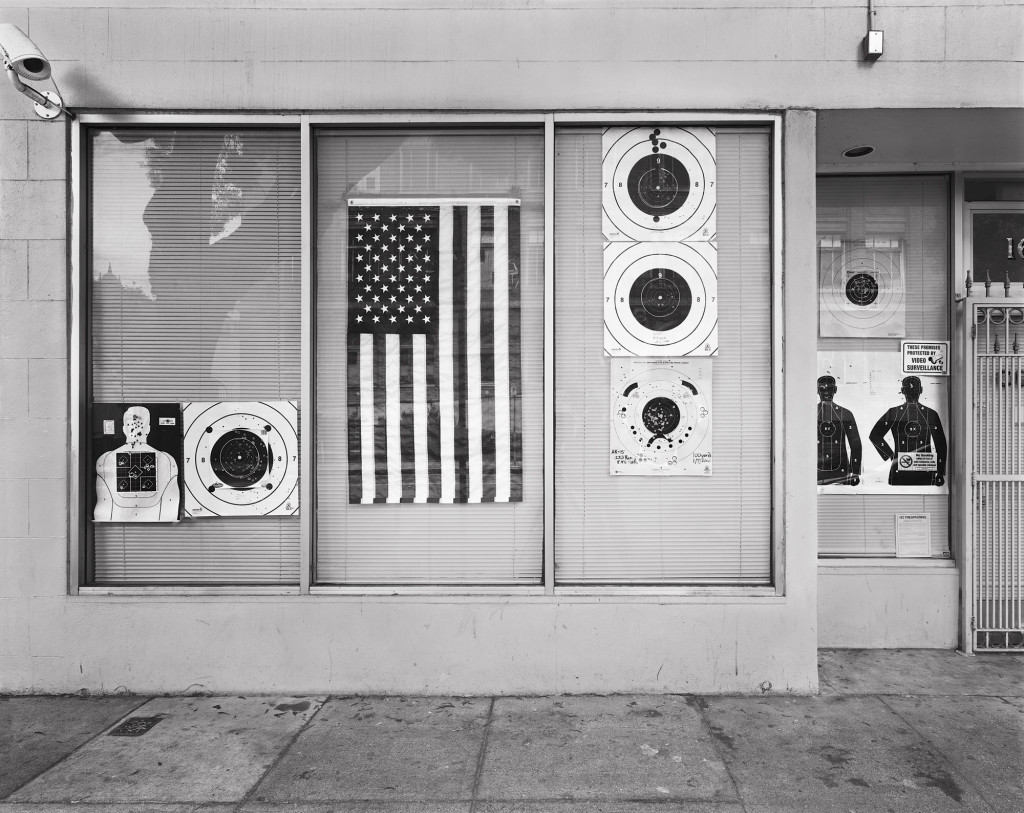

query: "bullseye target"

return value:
[610, 359, 712, 476]
[182, 401, 299, 517]
[819, 240, 905, 338]
[602, 126, 716, 242]
[604, 240, 718, 357]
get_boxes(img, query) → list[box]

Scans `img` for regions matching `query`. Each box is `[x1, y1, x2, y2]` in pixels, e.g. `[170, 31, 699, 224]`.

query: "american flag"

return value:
[347, 198, 522, 504]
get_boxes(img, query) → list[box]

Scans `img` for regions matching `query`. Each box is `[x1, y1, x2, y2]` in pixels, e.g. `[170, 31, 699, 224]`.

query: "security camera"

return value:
[0, 23, 69, 119]
[0, 23, 50, 80]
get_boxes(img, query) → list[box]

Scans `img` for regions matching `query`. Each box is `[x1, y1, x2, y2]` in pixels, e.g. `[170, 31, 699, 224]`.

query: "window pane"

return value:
[554, 127, 773, 585]
[88, 128, 302, 584]
[315, 130, 544, 585]
[816, 175, 950, 557]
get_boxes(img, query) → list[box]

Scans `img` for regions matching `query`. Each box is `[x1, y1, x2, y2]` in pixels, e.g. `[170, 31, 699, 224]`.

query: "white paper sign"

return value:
[896, 513, 932, 557]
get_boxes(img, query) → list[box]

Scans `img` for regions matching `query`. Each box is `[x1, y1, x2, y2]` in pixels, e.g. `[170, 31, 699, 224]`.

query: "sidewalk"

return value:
[1, 650, 1021, 813]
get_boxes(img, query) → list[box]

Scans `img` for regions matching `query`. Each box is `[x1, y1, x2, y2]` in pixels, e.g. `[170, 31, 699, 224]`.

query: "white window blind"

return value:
[314, 130, 544, 585]
[553, 127, 773, 585]
[816, 175, 950, 557]
[88, 128, 302, 584]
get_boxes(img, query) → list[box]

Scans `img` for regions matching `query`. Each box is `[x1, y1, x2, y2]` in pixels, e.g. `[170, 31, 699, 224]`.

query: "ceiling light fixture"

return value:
[842, 145, 875, 159]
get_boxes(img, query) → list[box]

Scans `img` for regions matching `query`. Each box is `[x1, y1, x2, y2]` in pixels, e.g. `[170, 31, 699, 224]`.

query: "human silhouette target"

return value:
[819, 240, 905, 337]
[602, 126, 716, 242]
[605, 240, 718, 356]
[182, 400, 299, 517]
[610, 359, 712, 476]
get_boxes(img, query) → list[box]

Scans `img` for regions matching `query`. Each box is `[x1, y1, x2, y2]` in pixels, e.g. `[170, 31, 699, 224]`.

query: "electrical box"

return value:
[864, 30, 884, 60]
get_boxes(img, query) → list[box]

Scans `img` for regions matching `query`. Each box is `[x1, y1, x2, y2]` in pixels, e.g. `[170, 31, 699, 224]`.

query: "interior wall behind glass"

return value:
[315, 130, 544, 585]
[553, 127, 773, 585]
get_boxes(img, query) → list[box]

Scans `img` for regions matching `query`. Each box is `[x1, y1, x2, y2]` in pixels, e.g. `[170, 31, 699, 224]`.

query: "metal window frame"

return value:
[70, 110, 784, 599]
[68, 113, 306, 595]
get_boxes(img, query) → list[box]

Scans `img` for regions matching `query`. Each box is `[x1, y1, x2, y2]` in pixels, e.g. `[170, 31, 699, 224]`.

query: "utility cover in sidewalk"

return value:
[108, 716, 162, 737]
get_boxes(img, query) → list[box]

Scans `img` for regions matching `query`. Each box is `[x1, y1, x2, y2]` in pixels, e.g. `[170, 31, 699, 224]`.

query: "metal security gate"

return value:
[970, 298, 1024, 651]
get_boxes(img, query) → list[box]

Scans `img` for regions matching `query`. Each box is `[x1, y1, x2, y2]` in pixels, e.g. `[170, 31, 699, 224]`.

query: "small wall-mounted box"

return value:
[864, 30, 884, 60]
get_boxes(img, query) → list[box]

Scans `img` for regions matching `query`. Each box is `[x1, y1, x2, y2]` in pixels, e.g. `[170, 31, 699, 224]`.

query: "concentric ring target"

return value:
[602, 126, 716, 242]
[604, 240, 718, 356]
[611, 366, 712, 473]
[182, 401, 299, 517]
[819, 244, 905, 337]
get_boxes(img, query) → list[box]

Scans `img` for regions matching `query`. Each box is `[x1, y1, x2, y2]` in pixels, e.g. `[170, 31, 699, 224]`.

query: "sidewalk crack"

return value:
[469, 695, 496, 813]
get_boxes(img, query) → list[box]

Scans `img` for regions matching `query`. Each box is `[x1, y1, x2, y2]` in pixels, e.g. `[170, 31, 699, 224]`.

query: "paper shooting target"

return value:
[610, 359, 712, 476]
[604, 240, 718, 357]
[602, 126, 716, 242]
[182, 401, 299, 517]
[819, 240, 905, 338]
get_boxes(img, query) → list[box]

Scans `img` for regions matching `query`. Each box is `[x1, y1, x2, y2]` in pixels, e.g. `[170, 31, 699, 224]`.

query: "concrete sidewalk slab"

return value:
[883, 695, 1024, 813]
[0, 695, 145, 799]
[252, 696, 489, 803]
[7, 695, 323, 804]
[241, 805, 472, 813]
[475, 803, 745, 813]
[819, 649, 1024, 696]
[0, 805, 227, 813]
[698, 695, 991, 812]
[476, 696, 734, 804]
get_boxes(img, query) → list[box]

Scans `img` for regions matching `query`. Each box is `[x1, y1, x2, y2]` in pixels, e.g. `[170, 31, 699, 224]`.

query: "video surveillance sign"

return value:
[902, 341, 948, 376]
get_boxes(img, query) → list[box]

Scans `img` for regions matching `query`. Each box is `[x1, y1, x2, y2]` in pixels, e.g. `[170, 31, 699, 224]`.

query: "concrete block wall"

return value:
[0, 1, 1021, 693]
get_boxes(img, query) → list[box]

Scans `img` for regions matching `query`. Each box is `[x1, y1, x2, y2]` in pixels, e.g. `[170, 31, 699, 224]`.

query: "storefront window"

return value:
[314, 129, 545, 585]
[86, 128, 302, 584]
[552, 126, 774, 584]
[816, 175, 951, 557]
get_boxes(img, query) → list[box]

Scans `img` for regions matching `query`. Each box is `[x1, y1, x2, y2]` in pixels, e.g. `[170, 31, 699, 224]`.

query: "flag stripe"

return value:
[453, 206, 470, 504]
[507, 206, 523, 501]
[412, 334, 428, 503]
[438, 205, 456, 503]
[399, 334, 416, 503]
[359, 333, 376, 504]
[347, 339, 363, 503]
[386, 334, 402, 502]
[426, 331, 441, 503]
[492, 205, 510, 502]
[466, 206, 483, 503]
[480, 206, 497, 503]
[373, 334, 389, 503]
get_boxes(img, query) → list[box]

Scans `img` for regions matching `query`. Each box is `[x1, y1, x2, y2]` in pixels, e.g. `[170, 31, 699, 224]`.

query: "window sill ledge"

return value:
[818, 557, 956, 575]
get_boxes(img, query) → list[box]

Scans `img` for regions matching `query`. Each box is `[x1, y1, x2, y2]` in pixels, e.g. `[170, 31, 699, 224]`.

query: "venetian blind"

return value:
[553, 128, 773, 585]
[314, 130, 544, 585]
[816, 175, 950, 557]
[88, 128, 301, 584]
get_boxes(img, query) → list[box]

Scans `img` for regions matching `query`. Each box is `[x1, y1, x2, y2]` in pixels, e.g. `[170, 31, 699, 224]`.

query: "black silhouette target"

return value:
[819, 243, 905, 336]
[611, 365, 712, 473]
[182, 401, 299, 517]
[603, 126, 716, 242]
[605, 241, 717, 356]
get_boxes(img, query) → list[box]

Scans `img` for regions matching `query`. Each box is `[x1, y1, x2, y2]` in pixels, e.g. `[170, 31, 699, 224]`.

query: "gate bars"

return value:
[969, 283, 1024, 651]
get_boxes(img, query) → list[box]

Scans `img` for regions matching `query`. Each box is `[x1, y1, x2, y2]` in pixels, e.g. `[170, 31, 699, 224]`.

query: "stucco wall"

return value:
[818, 565, 960, 648]
[1, 1, 1020, 693]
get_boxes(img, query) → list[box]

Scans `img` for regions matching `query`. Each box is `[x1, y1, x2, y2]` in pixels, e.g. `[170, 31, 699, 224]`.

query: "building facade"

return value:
[1, 0, 1022, 694]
